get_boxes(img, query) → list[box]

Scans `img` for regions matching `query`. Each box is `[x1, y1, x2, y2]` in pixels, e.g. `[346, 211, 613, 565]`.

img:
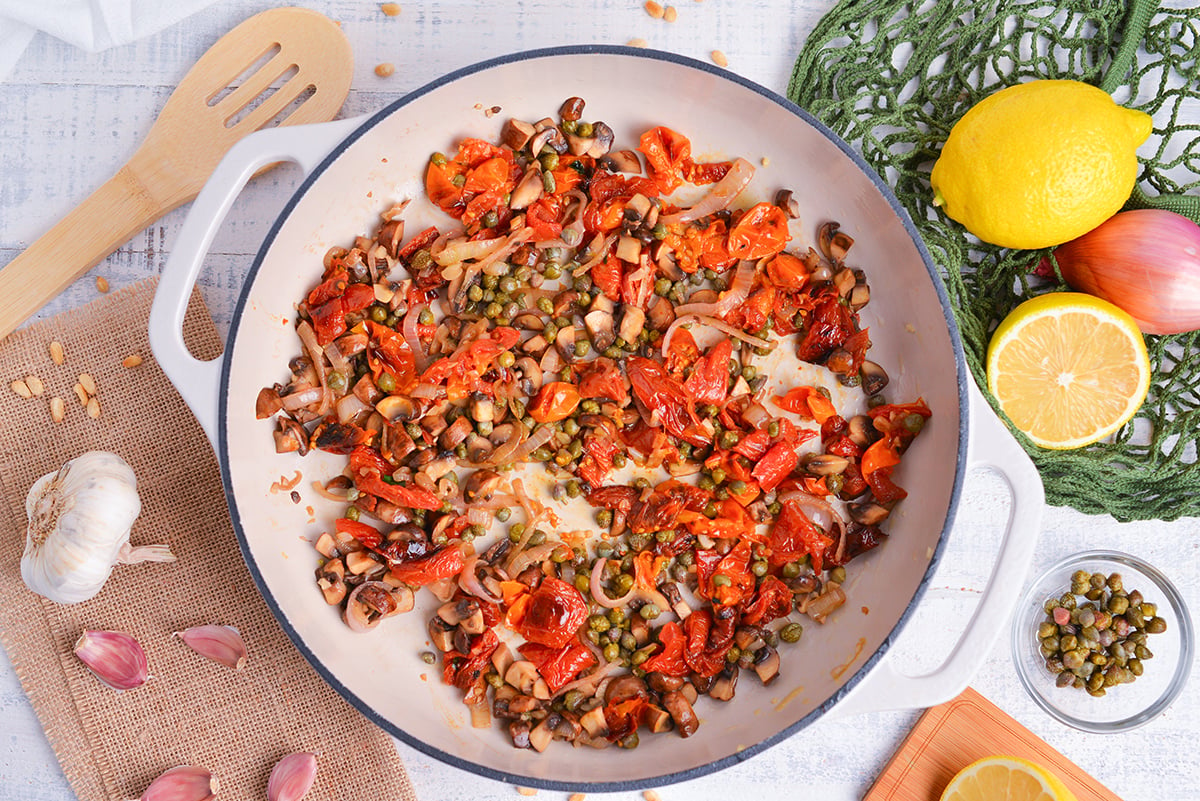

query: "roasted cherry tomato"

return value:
[509, 577, 588, 650]
[528, 381, 582, 423]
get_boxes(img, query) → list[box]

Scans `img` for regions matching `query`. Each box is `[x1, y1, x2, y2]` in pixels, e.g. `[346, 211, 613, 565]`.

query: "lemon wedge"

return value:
[940, 755, 1077, 801]
[986, 292, 1150, 449]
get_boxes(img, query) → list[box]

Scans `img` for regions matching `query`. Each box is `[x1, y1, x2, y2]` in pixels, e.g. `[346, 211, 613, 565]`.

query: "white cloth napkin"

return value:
[0, 0, 218, 81]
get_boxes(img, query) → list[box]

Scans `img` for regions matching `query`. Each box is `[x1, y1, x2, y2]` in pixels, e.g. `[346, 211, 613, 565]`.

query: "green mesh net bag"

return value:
[788, 0, 1200, 522]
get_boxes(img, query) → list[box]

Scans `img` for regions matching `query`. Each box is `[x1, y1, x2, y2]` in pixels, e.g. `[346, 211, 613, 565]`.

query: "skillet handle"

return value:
[148, 116, 367, 450]
[830, 379, 1044, 718]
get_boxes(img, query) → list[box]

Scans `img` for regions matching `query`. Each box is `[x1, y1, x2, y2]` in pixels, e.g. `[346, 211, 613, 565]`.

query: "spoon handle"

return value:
[0, 149, 187, 340]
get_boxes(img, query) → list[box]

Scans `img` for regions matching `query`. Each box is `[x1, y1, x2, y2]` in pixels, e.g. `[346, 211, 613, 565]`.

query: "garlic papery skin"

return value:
[267, 752, 318, 801]
[175, 625, 248, 670]
[74, 630, 150, 691]
[138, 765, 219, 801]
[21, 450, 174, 604]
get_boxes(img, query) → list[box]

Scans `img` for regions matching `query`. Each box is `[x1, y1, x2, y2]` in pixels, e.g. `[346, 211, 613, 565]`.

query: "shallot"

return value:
[1051, 208, 1200, 334]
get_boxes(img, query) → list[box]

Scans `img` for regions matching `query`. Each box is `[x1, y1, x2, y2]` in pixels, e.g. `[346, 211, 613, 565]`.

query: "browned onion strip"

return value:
[506, 423, 555, 464]
[575, 233, 619, 274]
[714, 260, 756, 317]
[552, 660, 621, 699]
[590, 558, 636, 608]
[458, 553, 504, 603]
[659, 157, 755, 225]
[296, 320, 327, 389]
[403, 304, 430, 373]
[506, 542, 559, 577]
[806, 584, 847, 622]
[661, 313, 774, 359]
[311, 480, 349, 502]
[281, 386, 322, 411]
[433, 235, 508, 267]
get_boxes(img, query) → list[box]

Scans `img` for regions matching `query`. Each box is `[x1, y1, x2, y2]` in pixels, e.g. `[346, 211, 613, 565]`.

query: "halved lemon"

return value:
[940, 755, 1077, 801]
[986, 292, 1150, 449]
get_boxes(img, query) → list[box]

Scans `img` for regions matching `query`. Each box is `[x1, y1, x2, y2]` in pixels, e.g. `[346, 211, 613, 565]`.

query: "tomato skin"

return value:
[773, 386, 836, 424]
[695, 541, 755, 608]
[627, 357, 709, 447]
[640, 621, 689, 677]
[591, 255, 623, 301]
[751, 441, 799, 491]
[389, 545, 465, 587]
[518, 641, 597, 693]
[577, 357, 626, 403]
[770, 500, 834, 572]
[443, 628, 500, 701]
[334, 518, 383, 549]
[348, 445, 442, 510]
[766, 251, 811, 292]
[727, 202, 792, 259]
[637, 126, 692, 194]
[682, 607, 736, 676]
[365, 321, 417, 392]
[683, 339, 732, 406]
[733, 429, 771, 460]
[511, 577, 589, 649]
[528, 381, 582, 423]
[741, 576, 794, 626]
[797, 293, 857, 363]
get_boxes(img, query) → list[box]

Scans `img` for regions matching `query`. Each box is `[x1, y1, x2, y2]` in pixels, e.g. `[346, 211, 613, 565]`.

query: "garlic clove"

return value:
[138, 765, 219, 801]
[74, 630, 149, 691]
[267, 752, 318, 801]
[174, 625, 248, 670]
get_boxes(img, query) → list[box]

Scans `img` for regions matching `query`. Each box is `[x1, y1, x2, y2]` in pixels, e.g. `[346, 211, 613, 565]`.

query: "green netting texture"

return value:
[788, 0, 1200, 522]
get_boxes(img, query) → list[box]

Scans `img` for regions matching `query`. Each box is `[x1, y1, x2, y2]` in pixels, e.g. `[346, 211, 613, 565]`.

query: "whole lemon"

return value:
[930, 80, 1152, 250]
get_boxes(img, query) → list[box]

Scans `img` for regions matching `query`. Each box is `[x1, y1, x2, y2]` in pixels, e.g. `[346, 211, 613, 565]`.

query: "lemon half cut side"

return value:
[939, 755, 1078, 801]
[986, 293, 1151, 450]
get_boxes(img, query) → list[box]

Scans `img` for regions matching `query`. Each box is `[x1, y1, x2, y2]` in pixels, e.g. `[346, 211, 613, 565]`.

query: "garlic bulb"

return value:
[21, 451, 174, 604]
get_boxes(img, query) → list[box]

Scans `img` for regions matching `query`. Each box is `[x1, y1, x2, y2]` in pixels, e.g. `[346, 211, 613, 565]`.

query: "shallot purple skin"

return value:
[1053, 208, 1200, 335]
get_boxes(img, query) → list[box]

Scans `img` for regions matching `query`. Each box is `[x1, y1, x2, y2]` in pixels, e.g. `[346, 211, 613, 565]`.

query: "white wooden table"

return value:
[2, 2, 1196, 799]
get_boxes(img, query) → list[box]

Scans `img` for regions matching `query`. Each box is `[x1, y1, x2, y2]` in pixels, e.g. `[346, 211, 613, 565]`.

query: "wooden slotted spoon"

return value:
[0, 6, 353, 340]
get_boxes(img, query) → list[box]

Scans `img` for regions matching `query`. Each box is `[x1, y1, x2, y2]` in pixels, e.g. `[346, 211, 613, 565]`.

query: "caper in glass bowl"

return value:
[1012, 550, 1193, 733]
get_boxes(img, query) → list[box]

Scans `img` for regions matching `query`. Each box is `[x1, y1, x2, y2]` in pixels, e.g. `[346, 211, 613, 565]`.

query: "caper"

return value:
[780, 622, 804, 643]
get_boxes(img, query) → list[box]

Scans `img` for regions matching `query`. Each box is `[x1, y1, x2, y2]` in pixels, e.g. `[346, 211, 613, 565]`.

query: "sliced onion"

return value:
[466, 507, 493, 527]
[576, 233, 618, 274]
[474, 492, 520, 510]
[506, 543, 558, 577]
[590, 558, 636, 608]
[296, 321, 327, 389]
[661, 313, 774, 358]
[324, 342, 351, 376]
[410, 382, 442, 400]
[335, 393, 371, 423]
[403, 304, 431, 373]
[659, 157, 755, 225]
[552, 660, 621, 699]
[741, 401, 770, 428]
[310, 480, 350, 501]
[474, 420, 527, 468]
[714, 260, 755, 317]
[458, 553, 504, 603]
[433, 235, 506, 267]
[281, 386, 322, 411]
[806, 584, 847, 622]
[476, 226, 535, 273]
[508, 423, 555, 464]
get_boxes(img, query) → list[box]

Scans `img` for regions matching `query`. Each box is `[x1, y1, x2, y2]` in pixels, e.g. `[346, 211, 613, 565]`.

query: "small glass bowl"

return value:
[1011, 549, 1193, 733]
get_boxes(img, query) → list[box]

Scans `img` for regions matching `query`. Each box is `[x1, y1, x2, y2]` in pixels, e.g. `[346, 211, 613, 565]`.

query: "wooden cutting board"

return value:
[865, 688, 1120, 801]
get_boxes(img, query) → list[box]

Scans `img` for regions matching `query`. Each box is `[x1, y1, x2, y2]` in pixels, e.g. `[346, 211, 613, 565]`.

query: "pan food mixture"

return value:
[257, 97, 931, 751]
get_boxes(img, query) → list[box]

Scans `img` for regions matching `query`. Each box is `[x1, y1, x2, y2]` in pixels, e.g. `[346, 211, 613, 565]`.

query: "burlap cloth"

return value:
[0, 279, 417, 801]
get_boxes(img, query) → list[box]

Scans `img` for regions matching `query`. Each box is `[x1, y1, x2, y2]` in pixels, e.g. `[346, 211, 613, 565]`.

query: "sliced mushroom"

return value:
[376, 394, 417, 422]
[555, 325, 576, 361]
[440, 415, 474, 450]
[529, 717, 555, 752]
[641, 703, 674, 734]
[585, 122, 615, 158]
[463, 468, 502, 503]
[377, 218, 405, 258]
[469, 392, 495, 423]
[615, 234, 642, 263]
[508, 694, 543, 715]
[646, 295, 676, 332]
[753, 645, 781, 685]
[344, 581, 400, 632]
[274, 417, 309, 455]
[618, 305, 645, 346]
[660, 582, 692, 619]
[599, 149, 641, 173]
[708, 668, 739, 701]
[428, 617, 455, 652]
[579, 705, 608, 737]
[560, 96, 585, 120]
[522, 334, 549, 357]
[528, 126, 567, 156]
[806, 454, 850, 476]
[585, 309, 616, 353]
[774, 188, 801, 219]
[317, 558, 347, 605]
[465, 434, 494, 463]
[850, 500, 891, 526]
[513, 311, 546, 330]
[818, 221, 854, 264]
[422, 455, 457, 482]
[734, 625, 766, 652]
[565, 131, 596, 156]
[604, 674, 650, 705]
[509, 719, 532, 749]
[539, 344, 565, 375]
[849, 283, 871, 311]
[256, 386, 283, 418]
[438, 598, 485, 635]
[847, 414, 875, 448]
[860, 360, 889, 396]
[505, 660, 541, 695]
[509, 165, 544, 210]
[345, 550, 383, 576]
[661, 690, 699, 737]
[515, 356, 544, 395]
[491, 641, 514, 677]
[501, 118, 536, 150]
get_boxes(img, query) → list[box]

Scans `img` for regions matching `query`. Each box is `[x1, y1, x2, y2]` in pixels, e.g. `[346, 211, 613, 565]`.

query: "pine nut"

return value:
[49, 397, 65, 423]
[86, 397, 101, 419]
[663, 5, 678, 22]
[78, 373, 97, 396]
[73, 383, 89, 406]
[122, 354, 143, 368]
[95, 276, 110, 293]
[627, 37, 649, 48]
[10, 380, 32, 399]
[24, 375, 44, 396]
[49, 340, 65, 365]
[375, 63, 395, 78]
[711, 49, 729, 67]
[644, 1, 664, 19]
[380, 2, 401, 15]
